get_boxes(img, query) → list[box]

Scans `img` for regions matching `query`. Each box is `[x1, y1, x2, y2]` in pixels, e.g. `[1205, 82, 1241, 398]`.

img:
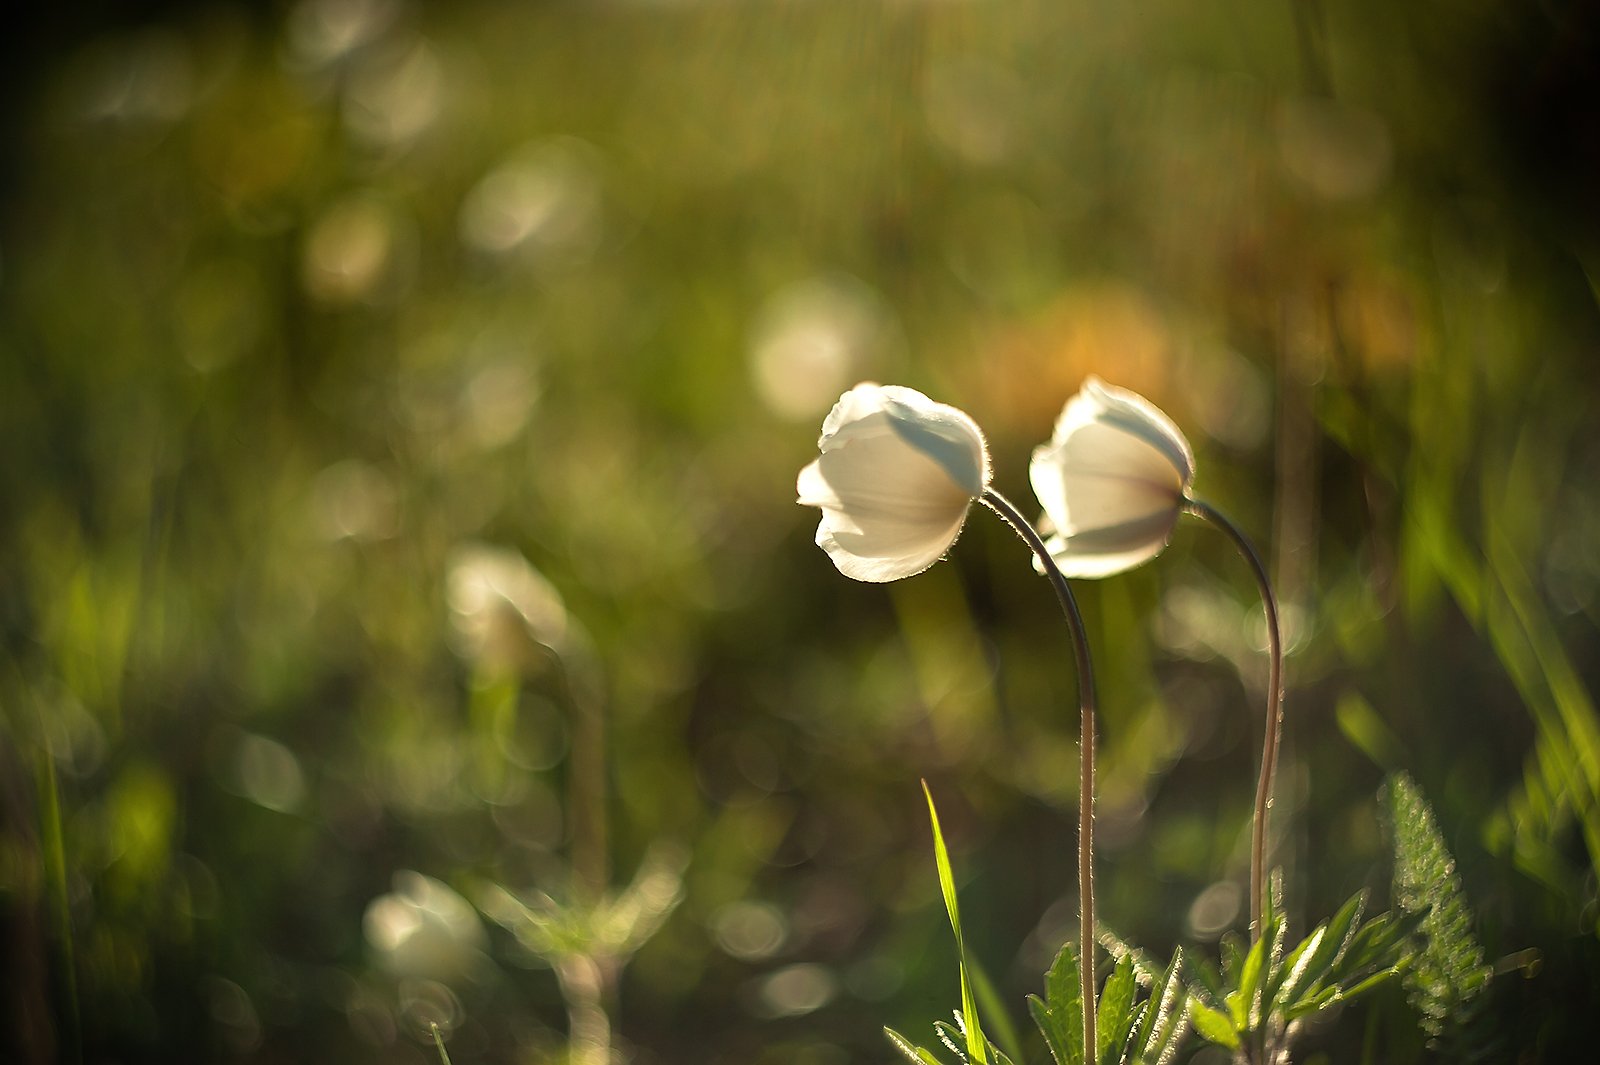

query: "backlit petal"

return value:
[1028, 376, 1195, 578]
[798, 383, 989, 582]
[1039, 510, 1180, 578]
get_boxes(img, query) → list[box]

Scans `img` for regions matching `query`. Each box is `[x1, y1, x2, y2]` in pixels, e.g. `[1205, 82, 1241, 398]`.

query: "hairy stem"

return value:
[555, 953, 612, 1065]
[981, 488, 1097, 1061]
[1183, 499, 1283, 946]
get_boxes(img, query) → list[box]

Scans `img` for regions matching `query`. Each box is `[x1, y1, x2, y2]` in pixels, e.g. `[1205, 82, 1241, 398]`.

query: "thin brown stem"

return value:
[1183, 499, 1283, 946]
[980, 488, 1097, 1061]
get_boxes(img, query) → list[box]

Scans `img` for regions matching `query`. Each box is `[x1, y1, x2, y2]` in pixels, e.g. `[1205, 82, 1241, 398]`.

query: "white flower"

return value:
[797, 384, 991, 582]
[446, 542, 572, 670]
[1029, 376, 1195, 578]
[363, 871, 489, 984]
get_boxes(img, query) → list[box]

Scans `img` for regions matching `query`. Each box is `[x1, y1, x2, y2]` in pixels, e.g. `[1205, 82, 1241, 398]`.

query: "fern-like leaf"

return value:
[1383, 772, 1492, 1043]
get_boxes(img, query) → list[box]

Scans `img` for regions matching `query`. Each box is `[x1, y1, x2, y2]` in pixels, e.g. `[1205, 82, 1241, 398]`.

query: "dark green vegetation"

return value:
[4, 2, 1600, 1062]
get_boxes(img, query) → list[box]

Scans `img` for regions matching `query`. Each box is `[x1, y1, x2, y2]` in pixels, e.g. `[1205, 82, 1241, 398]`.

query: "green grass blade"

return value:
[431, 1022, 454, 1065]
[924, 781, 989, 1064]
[971, 954, 1025, 1065]
[886, 1027, 946, 1065]
[37, 741, 82, 1065]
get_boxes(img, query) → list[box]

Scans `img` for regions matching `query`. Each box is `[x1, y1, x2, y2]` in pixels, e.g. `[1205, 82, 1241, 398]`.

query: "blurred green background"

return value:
[4, 1, 1600, 1062]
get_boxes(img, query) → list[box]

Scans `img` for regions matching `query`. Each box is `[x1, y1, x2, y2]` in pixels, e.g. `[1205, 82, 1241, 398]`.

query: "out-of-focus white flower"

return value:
[797, 384, 991, 583]
[364, 872, 488, 984]
[1029, 376, 1195, 578]
[446, 543, 571, 670]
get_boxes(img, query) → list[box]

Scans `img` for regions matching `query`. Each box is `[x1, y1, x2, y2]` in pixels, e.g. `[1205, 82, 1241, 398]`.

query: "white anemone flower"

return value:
[363, 871, 489, 984]
[797, 383, 991, 583]
[1029, 376, 1195, 578]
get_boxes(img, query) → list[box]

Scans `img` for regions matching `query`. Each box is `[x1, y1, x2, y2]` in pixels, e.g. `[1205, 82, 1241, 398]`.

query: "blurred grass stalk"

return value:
[468, 620, 614, 1060]
[36, 720, 82, 1065]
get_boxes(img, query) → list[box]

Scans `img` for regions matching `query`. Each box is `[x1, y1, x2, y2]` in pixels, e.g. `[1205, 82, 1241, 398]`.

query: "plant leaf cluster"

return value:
[888, 942, 1189, 1065]
[888, 788, 1188, 1065]
[1384, 772, 1494, 1053]
[1186, 873, 1419, 1060]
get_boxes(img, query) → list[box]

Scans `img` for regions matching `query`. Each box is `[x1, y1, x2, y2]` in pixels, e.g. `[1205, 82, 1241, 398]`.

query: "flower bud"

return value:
[798, 384, 991, 582]
[1029, 376, 1195, 578]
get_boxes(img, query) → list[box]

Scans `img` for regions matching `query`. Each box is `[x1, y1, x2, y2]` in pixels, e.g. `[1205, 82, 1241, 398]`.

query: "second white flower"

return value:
[1029, 376, 1195, 578]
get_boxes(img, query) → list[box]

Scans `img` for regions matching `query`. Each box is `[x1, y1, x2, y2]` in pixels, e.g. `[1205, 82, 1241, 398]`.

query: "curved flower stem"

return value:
[1182, 498, 1283, 946]
[980, 488, 1097, 1061]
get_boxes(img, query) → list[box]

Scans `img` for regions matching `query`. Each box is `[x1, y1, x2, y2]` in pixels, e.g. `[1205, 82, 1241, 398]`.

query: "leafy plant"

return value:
[887, 787, 1188, 1065]
[888, 940, 1191, 1065]
[1036, 943, 1190, 1065]
[1185, 874, 1418, 1062]
[1383, 772, 1494, 1051]
[884, 784, 996, 1064]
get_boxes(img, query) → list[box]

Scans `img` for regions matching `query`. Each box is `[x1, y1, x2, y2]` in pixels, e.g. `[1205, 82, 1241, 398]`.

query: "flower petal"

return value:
[1027, 376, 1196, 578]
[814, 504, 970, 582]
[798, 429, 973, 582]
[1031, 377, 1193, 537]
[817, 385, 989, 491]
[1056, 377, 1194, 485]
[799, 383, 988, 582]
[1038, 509, 1180, 579]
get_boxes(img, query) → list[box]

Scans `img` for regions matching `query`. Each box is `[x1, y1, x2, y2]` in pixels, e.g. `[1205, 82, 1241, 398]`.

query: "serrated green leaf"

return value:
[1046, 941, 1083, 1014]
[1099, 927, 1163, 987]
[1338, 965, 1406, 1003]
[1225, 933, 1265, 1030]
[1188, 1000, 1239, 1049]
[1337, 909, 1424, 976]
[1029, 994, 1074, 1065]
[1324, 891, 1368, 963]
[1338, 912, 1393, 971]
[1031, 943, 1091, 1065]
[1125, 975, 1155, 1054]
[1265, 909, 1287, 989]
[1135, 946, 1187, 1061]
[1039, 943, 1085, 1065]
[1097, 957, 1137, 1065]
[1183, 952, 1224, 1010]
[1149, 997, 1192, 1065]
[925, 783, 989, 1064]
[1283, 983, 1342, 1021]
[1271, 925, 1325, 1012]
[935, 1019, 970, 1063]
[1219, 933, 1245, 989]
[1384, 772, 1492, 1042]
[1120, 1002, 1150, 1065]
[886, 1027, 946, 1065]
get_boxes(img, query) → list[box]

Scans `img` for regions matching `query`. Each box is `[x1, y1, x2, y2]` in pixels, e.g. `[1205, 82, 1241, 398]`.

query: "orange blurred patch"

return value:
[1336, 272, 1419, 373]
[966, 281, 1184, 430]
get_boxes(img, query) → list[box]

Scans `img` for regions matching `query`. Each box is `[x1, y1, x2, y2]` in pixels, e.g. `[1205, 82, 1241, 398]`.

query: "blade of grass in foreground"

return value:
[38, 729, 82, 1065]
[924, 781, 989, 1064]
[431, 1022, 453, 1065]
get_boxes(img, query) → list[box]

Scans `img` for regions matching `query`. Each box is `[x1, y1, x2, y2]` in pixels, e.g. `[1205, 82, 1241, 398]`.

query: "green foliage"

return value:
[1383, 772, 1493, 1047]
[480, 845, 687, 966]
[1026, 943, 1084, 1065]
[5, 1, 1600, 1061]
[1186, 876, 1416, 1061]
[923, 783, 990, 1064]
[891, 789, 1190, 1065]
[892, 941, 1190, 1065]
